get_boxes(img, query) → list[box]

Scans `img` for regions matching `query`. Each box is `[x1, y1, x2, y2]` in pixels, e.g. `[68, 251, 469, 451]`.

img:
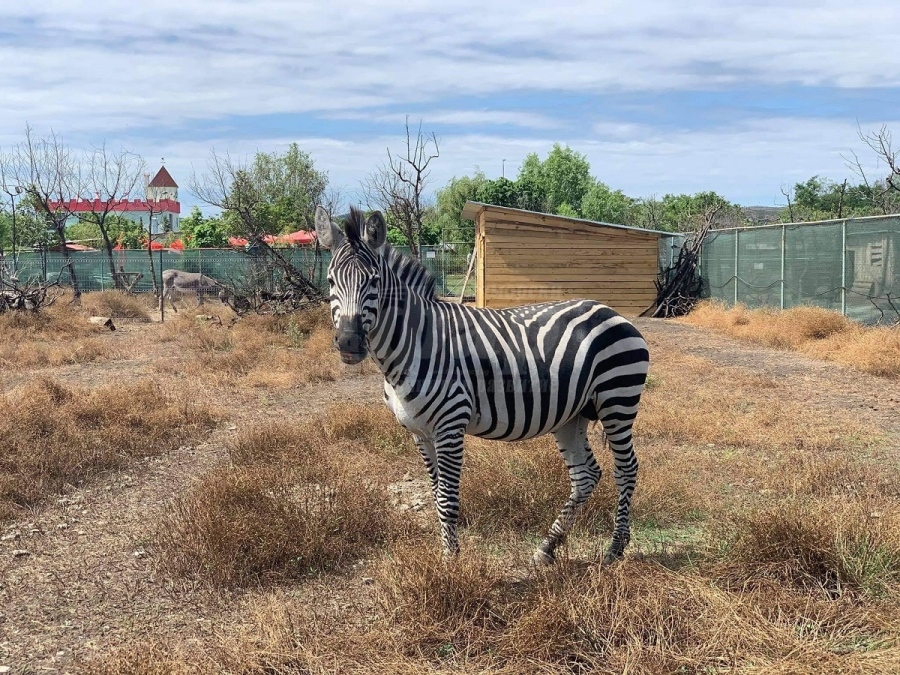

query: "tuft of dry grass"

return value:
[684, 301, 900, 378]
[372, 544, 506, 660]
[0, 378, 217, 521]
[714, 498, 900, 598]
[80, 290, 152, 320]
[156, 412, 412, 589]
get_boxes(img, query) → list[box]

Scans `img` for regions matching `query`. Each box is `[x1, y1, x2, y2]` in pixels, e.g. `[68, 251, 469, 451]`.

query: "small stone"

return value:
[402, 472, 413, 481]
[133, 550, 147, 559]
[11, 549, 30, 557]
[0, 666, 11, 673]
[29, 529, 41, 535]
[227, 425, 238, 431]
[56, 650, 66, 657]
[361, 577, 374, 585]
[57, 523, 68, 530]
[0, 532, 19, 541]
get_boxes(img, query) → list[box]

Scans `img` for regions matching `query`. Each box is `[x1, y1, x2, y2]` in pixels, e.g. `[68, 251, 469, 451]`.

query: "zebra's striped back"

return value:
[378, 298, 648, 442]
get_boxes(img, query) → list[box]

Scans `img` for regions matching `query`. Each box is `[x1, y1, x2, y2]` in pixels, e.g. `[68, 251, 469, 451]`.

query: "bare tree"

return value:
[70, 143, 146, 289]
[779, 184, 797, 222]
[190, 150, 263, 235]
[362, 118, 439, 258]
[845, 124, 900, 215]
[13, 125, 82, 299]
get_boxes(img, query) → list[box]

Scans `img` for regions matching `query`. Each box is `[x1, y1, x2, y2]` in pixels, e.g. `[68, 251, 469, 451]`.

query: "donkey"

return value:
[161, 269, 230, 311]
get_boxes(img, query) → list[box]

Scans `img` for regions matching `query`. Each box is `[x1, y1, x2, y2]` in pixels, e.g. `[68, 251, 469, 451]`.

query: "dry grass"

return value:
[10, 297, 899, 673]
[684, 301, 900, 378]
[0, 378, 217, 521]
[97, 544, 897, 674]
[0, 301, 123, 369]
[156, 408, 414, 589]
[715, 498, 900, 598]
[637, 350, 873, 454]
[154, 305, 377, 387]
[461, 435, 704, 543]
[80, 290, 152, 320]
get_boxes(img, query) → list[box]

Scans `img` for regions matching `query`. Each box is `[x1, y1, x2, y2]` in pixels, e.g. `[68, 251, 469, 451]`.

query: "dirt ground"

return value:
[0, 316, 897, 673]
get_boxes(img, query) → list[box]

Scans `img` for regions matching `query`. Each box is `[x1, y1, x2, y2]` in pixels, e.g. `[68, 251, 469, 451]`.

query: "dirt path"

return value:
[2, 319, 899, 672]
[635, 318, 900, 442]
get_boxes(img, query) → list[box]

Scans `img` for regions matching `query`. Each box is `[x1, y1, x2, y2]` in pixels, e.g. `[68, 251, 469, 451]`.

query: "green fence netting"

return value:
[0, 244, 476, 300]
[698, 215, 900, 324]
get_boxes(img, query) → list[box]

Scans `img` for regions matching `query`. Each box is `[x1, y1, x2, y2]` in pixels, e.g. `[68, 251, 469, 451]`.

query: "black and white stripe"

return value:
[316, 206, 649, 565]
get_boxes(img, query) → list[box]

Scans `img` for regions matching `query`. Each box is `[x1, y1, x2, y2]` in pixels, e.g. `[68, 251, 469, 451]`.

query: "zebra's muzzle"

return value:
[335, 316, 367, 364]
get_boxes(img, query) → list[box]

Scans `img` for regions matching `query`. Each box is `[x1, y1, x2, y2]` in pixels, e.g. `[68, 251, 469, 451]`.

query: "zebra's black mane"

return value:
[341, 208, 437, 300]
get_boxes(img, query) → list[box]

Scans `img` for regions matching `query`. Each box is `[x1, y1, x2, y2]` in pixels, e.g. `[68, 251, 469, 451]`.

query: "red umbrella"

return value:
[283, 230, 316, 245]
[228, 236, 249, 247]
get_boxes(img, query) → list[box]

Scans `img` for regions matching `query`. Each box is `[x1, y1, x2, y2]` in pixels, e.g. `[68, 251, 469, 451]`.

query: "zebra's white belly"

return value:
[383, 381, 430, 435]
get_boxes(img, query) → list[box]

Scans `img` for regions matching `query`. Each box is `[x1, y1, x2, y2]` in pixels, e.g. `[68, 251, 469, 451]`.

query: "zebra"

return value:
[315, 206, 650, 565]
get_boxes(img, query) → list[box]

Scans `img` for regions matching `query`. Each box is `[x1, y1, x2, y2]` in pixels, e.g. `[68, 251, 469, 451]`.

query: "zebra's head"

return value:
[315, 205, 387, 365]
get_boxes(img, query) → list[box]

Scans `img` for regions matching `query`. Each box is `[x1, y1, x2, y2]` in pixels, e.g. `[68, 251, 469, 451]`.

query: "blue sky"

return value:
[2, 0, 899, 213]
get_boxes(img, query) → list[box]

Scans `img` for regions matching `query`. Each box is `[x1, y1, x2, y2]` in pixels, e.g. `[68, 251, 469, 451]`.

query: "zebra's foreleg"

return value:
[601, 417, 638, 565]
[533, 415, 600, 566]
[432, 427, 465, 558]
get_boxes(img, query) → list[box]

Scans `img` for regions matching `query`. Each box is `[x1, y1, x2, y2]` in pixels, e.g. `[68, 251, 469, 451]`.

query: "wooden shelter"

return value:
[461, 202, 667, 316]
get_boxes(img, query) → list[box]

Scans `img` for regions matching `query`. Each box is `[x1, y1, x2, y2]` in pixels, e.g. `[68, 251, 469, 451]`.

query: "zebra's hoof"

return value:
[531, 549, 555, 567]
[601, 547, 626, 566]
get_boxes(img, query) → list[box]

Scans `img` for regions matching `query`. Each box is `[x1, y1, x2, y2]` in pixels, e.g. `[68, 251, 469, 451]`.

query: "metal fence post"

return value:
[840, 219, 847, 316]
[734, 229, 739, 304]
[780, 224, 786, 309]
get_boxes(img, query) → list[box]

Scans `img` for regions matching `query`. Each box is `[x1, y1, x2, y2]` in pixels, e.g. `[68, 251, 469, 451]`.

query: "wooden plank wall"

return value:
[477, 207, 659, 316]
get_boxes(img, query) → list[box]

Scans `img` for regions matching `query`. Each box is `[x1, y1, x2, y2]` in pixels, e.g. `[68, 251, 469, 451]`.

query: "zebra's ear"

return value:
[364, 211, 387, 250]
[315, 205, 343, 250]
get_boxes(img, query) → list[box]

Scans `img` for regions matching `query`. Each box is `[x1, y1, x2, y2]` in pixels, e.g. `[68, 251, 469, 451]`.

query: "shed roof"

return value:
[461, 201, 674, 237]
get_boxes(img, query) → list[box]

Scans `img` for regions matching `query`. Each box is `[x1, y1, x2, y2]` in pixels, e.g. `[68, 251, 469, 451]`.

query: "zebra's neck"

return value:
[367, 249, 438, 388]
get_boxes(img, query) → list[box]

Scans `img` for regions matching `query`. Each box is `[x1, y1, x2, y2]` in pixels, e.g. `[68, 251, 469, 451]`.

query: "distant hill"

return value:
[742, 205, 783, 225]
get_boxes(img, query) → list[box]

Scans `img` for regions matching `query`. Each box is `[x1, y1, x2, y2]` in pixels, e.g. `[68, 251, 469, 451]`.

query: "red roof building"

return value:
[48, 165, 181, 235]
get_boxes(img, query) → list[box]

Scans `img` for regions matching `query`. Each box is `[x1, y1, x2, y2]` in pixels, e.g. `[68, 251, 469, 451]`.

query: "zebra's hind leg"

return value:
[533, 415, 600, 566]
[432, 427, 465, 559]
[600, 415, 639, 565]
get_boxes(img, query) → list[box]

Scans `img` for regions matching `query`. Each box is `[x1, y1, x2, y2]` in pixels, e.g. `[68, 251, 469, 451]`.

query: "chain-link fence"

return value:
[699, 215, 900, 324]
[0, 243, 476, 300]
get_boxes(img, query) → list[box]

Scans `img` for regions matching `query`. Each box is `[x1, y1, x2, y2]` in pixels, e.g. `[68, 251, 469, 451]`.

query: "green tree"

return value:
[476, 176, 519, 209]
[783, 176, 881, 221]
[0, 212, 11, 252]
[190, 215, 229, 248]
[580, 182, 635, 224]
[429, 171, 488, 244]
[539, 144, 593, 214]
[178, 206, 231, 248]
[514, 152, 547, 212]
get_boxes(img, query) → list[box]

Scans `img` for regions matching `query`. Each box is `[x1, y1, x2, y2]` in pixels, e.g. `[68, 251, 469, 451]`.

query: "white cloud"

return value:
[2, 0, 899, 137]
[2, 1, 899, 211]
